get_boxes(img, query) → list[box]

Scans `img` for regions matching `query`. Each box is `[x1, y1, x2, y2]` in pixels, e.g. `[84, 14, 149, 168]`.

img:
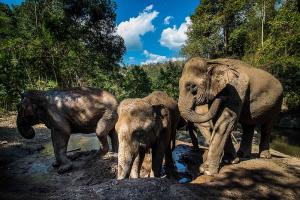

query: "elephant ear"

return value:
[206, 61, 240, 99]
[152, 104, 169, 129]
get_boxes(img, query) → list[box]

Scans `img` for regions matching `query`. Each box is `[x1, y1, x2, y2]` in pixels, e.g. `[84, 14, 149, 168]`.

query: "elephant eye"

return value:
[185, 83, 197, 91]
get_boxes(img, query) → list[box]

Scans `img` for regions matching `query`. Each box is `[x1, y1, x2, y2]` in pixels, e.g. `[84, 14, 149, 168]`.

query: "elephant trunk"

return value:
[16, 113, 35, 139]
[178, 93, 223, 123]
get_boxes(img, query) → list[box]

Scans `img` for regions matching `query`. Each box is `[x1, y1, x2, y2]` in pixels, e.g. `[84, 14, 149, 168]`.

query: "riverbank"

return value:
[0, 115, 299, 199]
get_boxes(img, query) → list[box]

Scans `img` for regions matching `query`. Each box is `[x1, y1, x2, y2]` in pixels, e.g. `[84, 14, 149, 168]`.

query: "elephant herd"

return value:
[16, 57, 283, 178]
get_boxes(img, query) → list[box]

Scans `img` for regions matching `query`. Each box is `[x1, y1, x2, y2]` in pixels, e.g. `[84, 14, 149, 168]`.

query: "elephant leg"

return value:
[194, 105, 213, 146]
[259, 121, 273, 159]
[237, 124, 255, 158]
[98, 136, 109, 156]
[223, 136, 239, 164]
[130, 149, 146, 178]
[203, 108, 237, 175]
[51, 130, 72, 174]
[187, 122, 200, 151]
[194, 122, 212, 146]
[51, 131, 60, 168]
[164, 143, 174, 177]
[109, 130, 119, 153]
[96, 115, 115, 155]
[151, 142, 165, 178]
[117, 142, 137, 179]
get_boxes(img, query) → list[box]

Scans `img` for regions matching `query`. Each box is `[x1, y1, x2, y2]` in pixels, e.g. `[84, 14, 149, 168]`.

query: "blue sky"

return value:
[1, 0, 199, 65]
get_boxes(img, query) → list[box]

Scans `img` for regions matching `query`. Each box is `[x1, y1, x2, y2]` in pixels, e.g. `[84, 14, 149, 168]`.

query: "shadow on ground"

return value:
[1, 115, 300, 199]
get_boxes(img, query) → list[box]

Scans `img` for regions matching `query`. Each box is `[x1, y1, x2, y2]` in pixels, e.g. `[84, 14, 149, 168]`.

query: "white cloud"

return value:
[117, 5, 158, 50]
[141, 50, 185, 65]
[160, 17, 191, 50]
[144, 4, 153, 12]
[163, 16, 173, 25]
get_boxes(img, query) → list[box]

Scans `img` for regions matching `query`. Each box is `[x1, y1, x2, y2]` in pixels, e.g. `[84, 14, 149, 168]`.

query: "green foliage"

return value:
[121, 66, 152, 99]
[0, 0, 125, 110]
[151, 62, 183, 99]
[1, 0, 299, 113]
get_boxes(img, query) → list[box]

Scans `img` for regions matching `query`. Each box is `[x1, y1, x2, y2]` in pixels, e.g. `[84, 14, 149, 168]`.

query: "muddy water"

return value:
[178, 127, 300, 158]
[7, 133, 106, 183]
[271, 128, 300, 157]
[42, 133, 101, 157]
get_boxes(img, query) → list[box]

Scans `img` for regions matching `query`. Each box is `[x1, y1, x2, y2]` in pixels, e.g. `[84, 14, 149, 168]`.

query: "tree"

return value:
[152, 62, 183, 99]
[0, 0, 125, 110]
[62, 0, 125, 67]
[257, 0, 300, 110]
[182, 0, 255, 58]
[122, 66, 152, 99]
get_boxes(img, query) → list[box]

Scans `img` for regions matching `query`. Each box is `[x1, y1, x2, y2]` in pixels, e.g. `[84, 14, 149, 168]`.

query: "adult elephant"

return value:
[17, 87, 119, 173]
[116, 91, 179, 179]
[178, 57, 283, 175]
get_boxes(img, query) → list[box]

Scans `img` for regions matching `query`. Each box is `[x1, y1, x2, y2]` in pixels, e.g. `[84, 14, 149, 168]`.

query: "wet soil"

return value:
[1, 115, 300, 199]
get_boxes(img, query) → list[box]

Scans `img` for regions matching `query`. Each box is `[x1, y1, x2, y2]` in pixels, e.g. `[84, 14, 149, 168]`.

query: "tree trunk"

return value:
[261, 0, 266, 47]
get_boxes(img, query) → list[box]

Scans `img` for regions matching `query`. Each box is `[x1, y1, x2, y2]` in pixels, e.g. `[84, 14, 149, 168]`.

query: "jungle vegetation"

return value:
[0, 0, 299, 113]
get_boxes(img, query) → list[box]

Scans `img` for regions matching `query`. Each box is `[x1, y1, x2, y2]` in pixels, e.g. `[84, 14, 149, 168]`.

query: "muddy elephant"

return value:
[116, 91, 179, 179]
[17, 87, 119, 173]
[178, 57, 283, 175]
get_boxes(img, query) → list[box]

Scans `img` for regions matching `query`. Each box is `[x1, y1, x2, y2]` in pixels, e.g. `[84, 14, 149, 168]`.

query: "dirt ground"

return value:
[0, 115, 299, 200]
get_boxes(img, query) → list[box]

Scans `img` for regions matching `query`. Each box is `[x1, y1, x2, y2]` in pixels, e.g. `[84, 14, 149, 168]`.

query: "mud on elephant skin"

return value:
[16, 87, 119, 174]
[178, 57, 283, 175]
[116, 91, 179, 179]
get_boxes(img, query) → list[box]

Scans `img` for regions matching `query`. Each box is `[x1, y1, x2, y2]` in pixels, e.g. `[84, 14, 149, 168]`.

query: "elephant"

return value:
[176, 112, 209, 152]
[178, 57, 283, 175]
[116, 91, 179, 179]
[17, 87, 119, 173]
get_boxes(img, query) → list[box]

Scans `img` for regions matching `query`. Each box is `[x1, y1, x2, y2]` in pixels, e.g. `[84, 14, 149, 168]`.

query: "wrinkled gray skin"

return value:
[116, 91, 178, 179]
[17, 87, 119, 174]
[178, 57, 283, 175]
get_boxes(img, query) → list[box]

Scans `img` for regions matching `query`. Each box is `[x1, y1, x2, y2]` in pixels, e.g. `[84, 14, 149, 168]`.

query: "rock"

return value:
[191, 175, 215, 184]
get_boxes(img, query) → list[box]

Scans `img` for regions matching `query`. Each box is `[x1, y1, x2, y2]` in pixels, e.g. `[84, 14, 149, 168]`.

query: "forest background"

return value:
[0, 0, 299, 113]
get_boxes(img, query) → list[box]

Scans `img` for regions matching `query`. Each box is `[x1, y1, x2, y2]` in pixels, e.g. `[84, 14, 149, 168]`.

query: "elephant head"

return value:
[116, 99, 168, 179]
[178, 57, 239, 123]
[16, 91, 47, 139]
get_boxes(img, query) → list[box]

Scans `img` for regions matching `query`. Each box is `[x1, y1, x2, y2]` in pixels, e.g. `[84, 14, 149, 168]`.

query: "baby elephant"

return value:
[116, 91, 178, 179]
[17, 87, 118, 173]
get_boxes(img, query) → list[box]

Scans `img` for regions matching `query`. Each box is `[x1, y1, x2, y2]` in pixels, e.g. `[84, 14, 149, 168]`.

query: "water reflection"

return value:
[68, 133, 100, 152]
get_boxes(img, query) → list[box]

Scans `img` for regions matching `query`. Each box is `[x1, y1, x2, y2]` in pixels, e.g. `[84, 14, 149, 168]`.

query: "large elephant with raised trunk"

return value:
[17, 87, 119, 173]
[116, 91, 179, 179]
[178, 57, 283, 175]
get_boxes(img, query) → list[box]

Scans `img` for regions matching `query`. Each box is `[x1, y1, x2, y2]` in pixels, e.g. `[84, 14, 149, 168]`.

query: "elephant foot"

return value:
[259, 150, 271, 159]
[223, 156, 240, 164]
[203, 163, 219, 176]
[52, 160, 60, 168]
[237, 150, 251, 159]
[99, 148, 109, 156]
[199, 162, 208, 174]
[57, 163, 72, 174]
